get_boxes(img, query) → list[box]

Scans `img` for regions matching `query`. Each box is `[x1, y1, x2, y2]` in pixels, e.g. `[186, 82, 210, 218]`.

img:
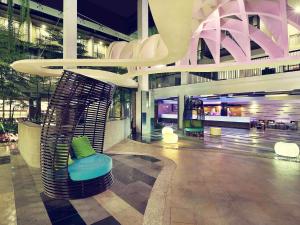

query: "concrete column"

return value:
[19, 20, 32, 43]
[178, 94, 185, 129]
[28, 21, 33, 43]
[181, 72, 189, 85]
[135, 90, 142, 133]
[87, 36, 95, 57]
[136, 0, 149, 134]
[138, 0, 148, 40]
[63, 0, 77, 59]
[137, 0, 149, 91]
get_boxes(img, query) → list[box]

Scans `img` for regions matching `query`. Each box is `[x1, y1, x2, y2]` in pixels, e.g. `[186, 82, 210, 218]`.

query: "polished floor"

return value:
[0, 144, 163, 225]
[109, 139, 300, 225]
[139, 127, 300, 159]
[1, 128, 300, 225]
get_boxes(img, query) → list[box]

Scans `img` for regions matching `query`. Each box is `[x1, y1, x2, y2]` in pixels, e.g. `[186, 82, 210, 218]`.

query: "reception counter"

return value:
[204, 116, 251, 129]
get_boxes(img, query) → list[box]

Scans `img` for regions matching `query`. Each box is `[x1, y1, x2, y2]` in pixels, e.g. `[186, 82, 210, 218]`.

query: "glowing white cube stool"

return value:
[162, 127, 174, 135]
[162, 127, 178, 144]
[210, 127, 222, 136]
[163, 133, 179, 144]
[274, 142, 300, 158]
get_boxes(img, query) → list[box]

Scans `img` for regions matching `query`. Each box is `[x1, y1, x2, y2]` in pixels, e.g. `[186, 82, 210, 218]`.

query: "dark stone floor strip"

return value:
[0, 155, 10, 164]
[91, 216, 121, 225]
[41, 193, 86, 225]
[127, 155, 161, 163]
[111, 157, 158, 214]
[113, 158, 156, 186]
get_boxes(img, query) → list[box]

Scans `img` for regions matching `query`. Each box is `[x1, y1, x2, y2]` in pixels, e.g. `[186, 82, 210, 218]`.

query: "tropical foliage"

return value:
[110, 88, 133, 119]
[0, 0, 133, 130]
[0, 0, 36, 126]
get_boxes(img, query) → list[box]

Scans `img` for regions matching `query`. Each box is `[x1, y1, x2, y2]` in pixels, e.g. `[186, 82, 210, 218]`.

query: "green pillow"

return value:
[68, 155, 74, 165]
[71, 136, 96, 159]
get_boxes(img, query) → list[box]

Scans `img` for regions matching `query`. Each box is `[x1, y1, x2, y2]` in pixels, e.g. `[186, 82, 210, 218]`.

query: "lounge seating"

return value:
[68, 135, 113, 181]
[184, 120, 204, 137]
[183, 97, 205, 138]
[40, 71, 115, 199]
[68, 153, 112, 181]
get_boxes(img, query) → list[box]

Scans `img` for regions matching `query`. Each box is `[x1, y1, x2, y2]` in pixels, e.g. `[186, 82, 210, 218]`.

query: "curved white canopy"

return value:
[11, 0, 300, 87]
[11, 0, 217, 87]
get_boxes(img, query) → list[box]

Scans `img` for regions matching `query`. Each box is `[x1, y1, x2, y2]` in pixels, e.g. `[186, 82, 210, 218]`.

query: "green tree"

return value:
[0, 1, 30, 122]
[20, 0, 31, 48]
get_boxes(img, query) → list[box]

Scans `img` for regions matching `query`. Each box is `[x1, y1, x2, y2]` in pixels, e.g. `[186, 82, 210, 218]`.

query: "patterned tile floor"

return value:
[109, 140, 300, 225]
[1, 127, 300, 225]
[0, 144, 163, 225]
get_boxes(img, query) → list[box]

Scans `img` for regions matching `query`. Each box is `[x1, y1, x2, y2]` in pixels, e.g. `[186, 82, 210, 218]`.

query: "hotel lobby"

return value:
[1, 0, 300, 225]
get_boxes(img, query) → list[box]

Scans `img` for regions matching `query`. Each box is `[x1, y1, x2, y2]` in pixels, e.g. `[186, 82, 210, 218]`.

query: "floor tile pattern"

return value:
[91, 216, 121, 225]
[2, 126, 300, 225]
[0, 143, 162, 225]
[109, 140, 300, 225]
[41, 193, 85, 225]
[0, 155, 10, 164]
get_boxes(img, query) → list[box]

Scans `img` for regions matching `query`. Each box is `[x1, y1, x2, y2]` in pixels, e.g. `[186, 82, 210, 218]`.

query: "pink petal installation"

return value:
[182, 0, 300, 65]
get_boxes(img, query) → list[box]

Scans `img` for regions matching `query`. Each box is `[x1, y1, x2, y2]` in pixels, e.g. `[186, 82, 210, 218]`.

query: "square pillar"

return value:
[178, 94, 185, 129]
[63, 0, 77, 59]
[181, 72, 189, 85]
[136, 0, 149, 134]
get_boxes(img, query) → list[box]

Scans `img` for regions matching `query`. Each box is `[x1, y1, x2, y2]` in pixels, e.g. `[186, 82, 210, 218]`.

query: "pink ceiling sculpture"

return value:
[180, 0, 300, 65]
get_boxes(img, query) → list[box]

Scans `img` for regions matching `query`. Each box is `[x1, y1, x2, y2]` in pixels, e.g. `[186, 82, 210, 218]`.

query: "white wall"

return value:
[103, 118, 131, 150]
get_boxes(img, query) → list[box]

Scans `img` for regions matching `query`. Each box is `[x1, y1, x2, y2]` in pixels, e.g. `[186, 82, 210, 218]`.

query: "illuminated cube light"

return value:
[210, 127, 222, 136]
[163, 133, 178, 144]
[162, 127, 178, 144]
[162, 126, 174, 135]
[274, 142, 300, 158]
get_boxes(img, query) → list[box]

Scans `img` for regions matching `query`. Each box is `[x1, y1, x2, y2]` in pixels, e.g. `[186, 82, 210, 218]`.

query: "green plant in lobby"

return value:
[110, 87, 133, 119]
[0, 0, 56, 125]
[0, 0, 30, 124]
[19, 0, 31, 46]
[0, 25, 30, 121]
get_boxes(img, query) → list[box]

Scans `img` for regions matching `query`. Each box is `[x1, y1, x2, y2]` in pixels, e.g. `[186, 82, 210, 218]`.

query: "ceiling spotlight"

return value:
[295, 6, 300, 13]
[41, 24, 47, 30]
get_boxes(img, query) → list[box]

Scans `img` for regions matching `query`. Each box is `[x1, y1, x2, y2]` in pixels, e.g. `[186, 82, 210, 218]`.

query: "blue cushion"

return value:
[68, 153, 112, 181]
